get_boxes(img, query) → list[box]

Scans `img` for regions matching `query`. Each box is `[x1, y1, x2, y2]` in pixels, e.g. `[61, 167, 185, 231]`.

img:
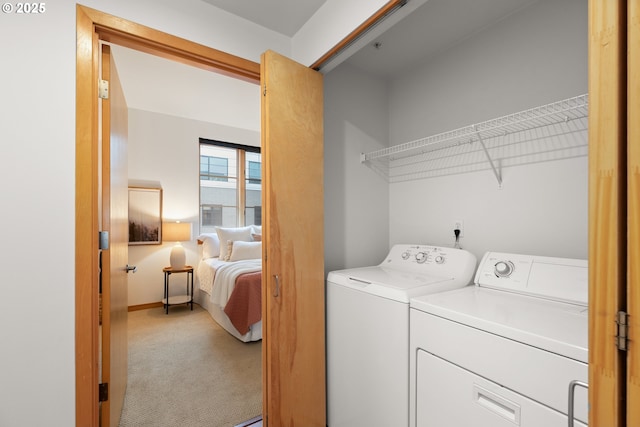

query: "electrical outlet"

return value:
[453, 220, 464, 237]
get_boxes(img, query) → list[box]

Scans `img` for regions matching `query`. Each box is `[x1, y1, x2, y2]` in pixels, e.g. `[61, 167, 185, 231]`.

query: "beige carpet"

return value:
[118, 304, 262, 427]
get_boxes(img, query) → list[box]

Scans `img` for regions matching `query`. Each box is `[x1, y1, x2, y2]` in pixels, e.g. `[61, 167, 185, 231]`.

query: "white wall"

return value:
[323, 63, 390, 272]
[0, 0, 587, 423]
[387, 0, 588, 262]
[0, 0, 371, 424]
[127, 108, 260, 306]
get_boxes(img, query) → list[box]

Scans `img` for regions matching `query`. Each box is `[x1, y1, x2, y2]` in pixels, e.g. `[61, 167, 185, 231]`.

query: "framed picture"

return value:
[128, 187, 162, 245]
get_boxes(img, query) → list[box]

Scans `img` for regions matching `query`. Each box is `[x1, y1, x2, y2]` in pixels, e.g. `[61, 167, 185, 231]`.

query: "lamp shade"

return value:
[162, 221, 192, 242]
[163, 221, 192, 269]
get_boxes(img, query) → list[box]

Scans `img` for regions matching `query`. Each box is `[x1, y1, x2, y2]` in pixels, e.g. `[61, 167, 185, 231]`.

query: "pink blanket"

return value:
[223, 271, 262, 335]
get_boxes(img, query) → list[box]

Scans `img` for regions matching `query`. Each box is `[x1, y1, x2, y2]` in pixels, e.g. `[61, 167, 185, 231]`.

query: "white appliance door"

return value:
[327, 281, 408, 427]
[416, 350, 587, 427]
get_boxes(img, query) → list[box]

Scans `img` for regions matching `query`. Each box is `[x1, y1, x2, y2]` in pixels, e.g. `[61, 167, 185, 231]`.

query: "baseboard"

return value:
[128, 302, 163, 312]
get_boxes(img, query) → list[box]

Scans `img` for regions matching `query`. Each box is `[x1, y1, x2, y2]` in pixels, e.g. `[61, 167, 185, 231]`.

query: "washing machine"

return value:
[327, 244, 477, 427]
[409, 251, 589, 427]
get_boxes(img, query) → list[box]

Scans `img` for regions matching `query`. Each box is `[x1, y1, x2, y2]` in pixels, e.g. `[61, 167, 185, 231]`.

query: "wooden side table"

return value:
[162, 266, 194, 314]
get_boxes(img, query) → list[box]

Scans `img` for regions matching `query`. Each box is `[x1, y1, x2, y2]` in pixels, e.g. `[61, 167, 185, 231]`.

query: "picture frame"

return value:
[128, 187, 162, 245]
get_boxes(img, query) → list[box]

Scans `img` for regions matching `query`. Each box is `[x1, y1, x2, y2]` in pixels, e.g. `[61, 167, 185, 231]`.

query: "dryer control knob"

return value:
[494, 261, 514, 277]
[435, 255, 445, 264]
[401, 251, 410, 260]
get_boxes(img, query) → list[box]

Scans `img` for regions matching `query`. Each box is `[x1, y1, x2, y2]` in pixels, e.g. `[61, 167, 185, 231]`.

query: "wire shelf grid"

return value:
[360, 94, 589, 184]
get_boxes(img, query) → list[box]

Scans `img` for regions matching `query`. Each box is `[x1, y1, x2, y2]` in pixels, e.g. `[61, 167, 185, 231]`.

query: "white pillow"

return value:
[198, 233, 220, 259]
[251, 224, 262, 235]
[215, 226, 253, 260]
[228, 240, 262, 261]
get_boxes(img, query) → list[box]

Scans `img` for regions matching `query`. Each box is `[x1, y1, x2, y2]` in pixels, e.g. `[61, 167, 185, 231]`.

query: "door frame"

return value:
[76, 5, 259, 425]
[75, 3, 402, 425]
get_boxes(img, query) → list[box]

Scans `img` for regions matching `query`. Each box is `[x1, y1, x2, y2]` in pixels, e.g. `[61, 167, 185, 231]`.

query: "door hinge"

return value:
[616, 311, 629, 351]
[99, 383, 109, 402]
[263, 84, 267, 96]
[98, 231, 109, 250]
[99, 79, 109, 99]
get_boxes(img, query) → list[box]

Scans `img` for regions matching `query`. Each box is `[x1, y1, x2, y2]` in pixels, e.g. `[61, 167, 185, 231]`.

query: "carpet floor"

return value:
[118, 304, 262, 427]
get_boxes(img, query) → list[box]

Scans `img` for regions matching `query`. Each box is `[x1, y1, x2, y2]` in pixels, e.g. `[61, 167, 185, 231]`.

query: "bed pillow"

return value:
[228, 240, 262, 261]
[251, 225, 262, 241]
[215, 226, 253, 260]
[198, 233, 220, 259]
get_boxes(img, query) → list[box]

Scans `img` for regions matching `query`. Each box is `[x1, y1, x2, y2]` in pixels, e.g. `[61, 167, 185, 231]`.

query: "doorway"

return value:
[76, 6, 261, 425]
[111, 42, 262, 426]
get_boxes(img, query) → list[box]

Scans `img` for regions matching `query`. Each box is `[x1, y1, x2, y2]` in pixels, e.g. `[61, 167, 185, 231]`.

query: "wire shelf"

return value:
[361, 94, 589, 184]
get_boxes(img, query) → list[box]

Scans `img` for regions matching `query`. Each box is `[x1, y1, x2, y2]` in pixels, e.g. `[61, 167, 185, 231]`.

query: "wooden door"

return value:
[100, 44, 129, 427]
[588, 1, 626, 426]
[628, 1, 640, 425]
[260, 50, 325, 427]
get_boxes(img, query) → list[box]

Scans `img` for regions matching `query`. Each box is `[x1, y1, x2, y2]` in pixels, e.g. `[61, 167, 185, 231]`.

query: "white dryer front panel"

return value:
[416, 350, 587, 427]
[409, 309, 588, 426]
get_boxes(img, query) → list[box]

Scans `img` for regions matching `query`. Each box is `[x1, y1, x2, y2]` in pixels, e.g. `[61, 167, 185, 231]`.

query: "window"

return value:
[200, 156, 228, 182]
[200, 139, 261, 233]
[201, 204, 223, 226]
[247, 160, 261, 185]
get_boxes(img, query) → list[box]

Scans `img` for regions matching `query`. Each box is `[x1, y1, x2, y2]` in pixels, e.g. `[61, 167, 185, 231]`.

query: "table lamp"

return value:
[163, 221, 192, 269]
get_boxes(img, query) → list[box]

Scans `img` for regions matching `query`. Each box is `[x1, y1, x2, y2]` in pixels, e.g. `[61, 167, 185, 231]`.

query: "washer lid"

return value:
[327, 266, 457, 303]
[411, 286, 588, 363]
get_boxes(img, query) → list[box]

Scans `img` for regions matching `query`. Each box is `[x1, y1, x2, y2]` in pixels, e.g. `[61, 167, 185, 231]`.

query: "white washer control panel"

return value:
[395, 246, 449, 267]
[381, 244, 477, 279]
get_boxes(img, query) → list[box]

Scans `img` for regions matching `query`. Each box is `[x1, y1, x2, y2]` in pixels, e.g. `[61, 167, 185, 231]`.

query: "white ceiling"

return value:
[113, 0, 539, 127]
[110, 44, 261, 131]
[199, 0, 328, 37]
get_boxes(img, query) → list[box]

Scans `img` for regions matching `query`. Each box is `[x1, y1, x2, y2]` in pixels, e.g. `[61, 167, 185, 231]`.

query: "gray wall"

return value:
[324, 0, 588, 269]
[323, 63, 391, 273]
[388, 0, 588, 261]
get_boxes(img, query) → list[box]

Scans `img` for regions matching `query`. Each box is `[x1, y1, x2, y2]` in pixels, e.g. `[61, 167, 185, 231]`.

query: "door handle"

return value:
[273, 274, 280, 297]
[126, 264, 137, 273]
[473, 385, 520, 424]
[568, 380, 588, 427]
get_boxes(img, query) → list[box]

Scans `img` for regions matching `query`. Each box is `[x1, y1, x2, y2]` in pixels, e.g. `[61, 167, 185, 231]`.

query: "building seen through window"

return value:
[200, 141, 261, 232]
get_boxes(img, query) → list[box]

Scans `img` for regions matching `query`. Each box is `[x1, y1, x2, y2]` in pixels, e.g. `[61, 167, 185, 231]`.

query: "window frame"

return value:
[200, 156, 229, 182]
[199, 138, 261, 230]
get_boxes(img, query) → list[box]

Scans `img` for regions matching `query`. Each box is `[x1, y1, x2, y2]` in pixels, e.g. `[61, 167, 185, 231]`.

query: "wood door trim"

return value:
[628, 1, 640, 425]
[99, 44, 113, 427]
[79, 5, 260, 83]
[587, 1, 626, 426]
[76, 4, 398, 426]
[76, 6, 100, 425]
[76, 5, 262, 425]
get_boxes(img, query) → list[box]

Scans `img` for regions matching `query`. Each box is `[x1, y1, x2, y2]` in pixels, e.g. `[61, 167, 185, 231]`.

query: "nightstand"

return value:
[162, 266, 194, 314]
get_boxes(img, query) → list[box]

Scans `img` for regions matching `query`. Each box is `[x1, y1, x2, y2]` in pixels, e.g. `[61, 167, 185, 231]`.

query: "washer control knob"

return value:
[401, 251, 410, 260]
[494, 261, 514, 277]
[435, 255, 445, 264]
[415, 252, 427, 264]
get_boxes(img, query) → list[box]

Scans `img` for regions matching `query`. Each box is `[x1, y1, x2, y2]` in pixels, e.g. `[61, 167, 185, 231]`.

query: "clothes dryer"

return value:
[327, 244, 477, 427]
[410, 252, 588, 427]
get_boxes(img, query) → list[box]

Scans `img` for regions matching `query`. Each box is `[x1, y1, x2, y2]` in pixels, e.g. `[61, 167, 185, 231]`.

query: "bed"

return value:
[196, 225, 263, 342]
